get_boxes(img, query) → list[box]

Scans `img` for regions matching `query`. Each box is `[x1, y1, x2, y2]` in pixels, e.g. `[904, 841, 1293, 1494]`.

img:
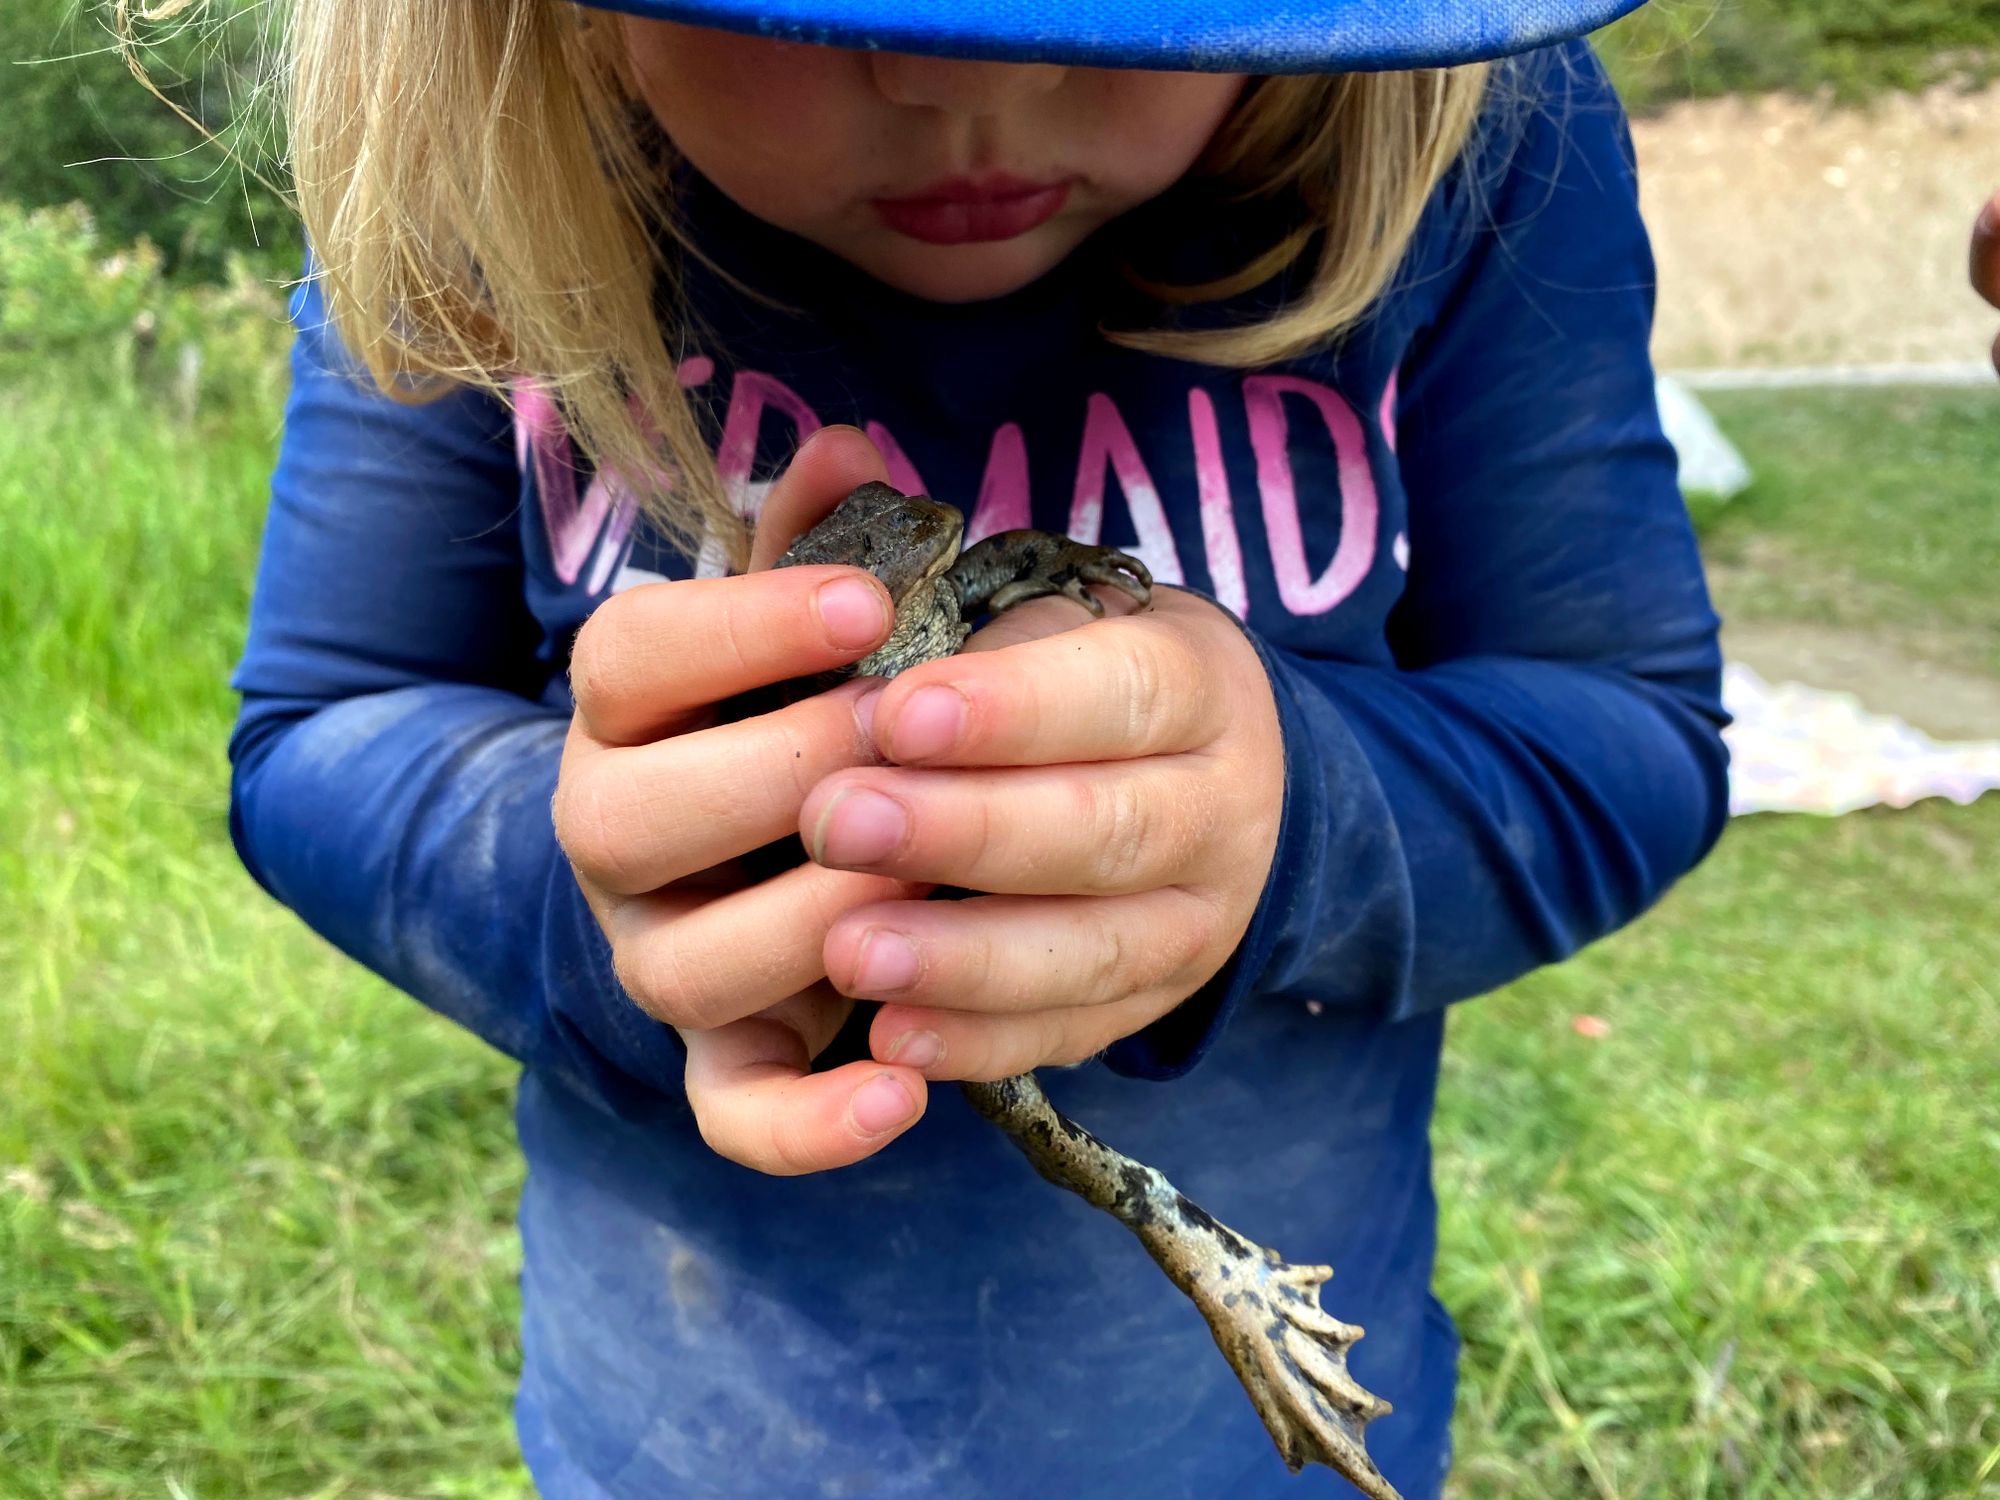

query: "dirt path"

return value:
[1633, 83, 2000, 370]
[1722, 619, 2000, 739]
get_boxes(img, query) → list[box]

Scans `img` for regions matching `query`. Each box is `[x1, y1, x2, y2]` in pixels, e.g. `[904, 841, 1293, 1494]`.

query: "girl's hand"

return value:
[555, 427, 936, 1175]
[802, 581, 1286, 1082]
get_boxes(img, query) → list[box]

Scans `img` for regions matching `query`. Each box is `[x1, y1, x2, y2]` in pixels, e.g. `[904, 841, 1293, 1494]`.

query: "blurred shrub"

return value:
[1601, 0, 2000, 110]
[0, 0, 296, 284]
[0, 200, 289, 411]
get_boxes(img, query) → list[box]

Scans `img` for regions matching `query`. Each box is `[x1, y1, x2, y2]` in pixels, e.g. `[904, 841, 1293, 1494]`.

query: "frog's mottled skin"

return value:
[779, 482, 1156, 679]
[774, 484, 1402, 1500]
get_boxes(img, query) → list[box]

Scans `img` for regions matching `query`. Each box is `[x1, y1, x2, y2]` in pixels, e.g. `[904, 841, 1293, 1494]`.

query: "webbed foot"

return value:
[948, 530, 1153, 620]
[1182, 1237, 1399, 1495]
[962, 1073, 1401, 1499]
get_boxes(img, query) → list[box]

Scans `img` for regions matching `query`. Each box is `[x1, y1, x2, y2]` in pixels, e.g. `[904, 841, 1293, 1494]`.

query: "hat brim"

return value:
[575, 0, 1648, 73]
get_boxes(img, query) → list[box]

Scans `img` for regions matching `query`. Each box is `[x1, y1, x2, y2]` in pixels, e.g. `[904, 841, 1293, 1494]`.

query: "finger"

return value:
[867, 991, 1175, 1083]
[570, 567, 891, 746]
[956, 584, 1148, 655]
[611, 861, 922, 1030]
[822, 888, 1225, 1017]
[1973, 190, 2000, 311]
[733, 984, 856, 1058]
[800, 757, 1218, 896]
[748, 425, 892, 571]
[682, 999, 927, 1175]
[865, 597, 1231, 768]
[558, 678, 884, 896]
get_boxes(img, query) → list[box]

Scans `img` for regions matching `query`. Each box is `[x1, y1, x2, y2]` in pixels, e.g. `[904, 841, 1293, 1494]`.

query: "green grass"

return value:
[0, 370, 530, 1498]
[1439, 803, 2000, 1497]
[1693, 387, 2000, 676]
[3, 370, 1998, 1496]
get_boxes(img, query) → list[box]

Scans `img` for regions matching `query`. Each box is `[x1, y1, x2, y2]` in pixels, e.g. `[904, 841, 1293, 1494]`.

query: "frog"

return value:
[776, 480, 1156, 679]
[774, 482, 1405, 1500]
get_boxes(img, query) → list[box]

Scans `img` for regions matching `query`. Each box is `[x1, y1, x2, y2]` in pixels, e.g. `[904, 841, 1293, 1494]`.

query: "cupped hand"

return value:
[554, 425, 933, 1175]
[801, 582, 1287, 1083]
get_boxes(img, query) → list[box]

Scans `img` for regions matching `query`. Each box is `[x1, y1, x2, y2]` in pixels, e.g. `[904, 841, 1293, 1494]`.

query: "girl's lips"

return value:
[871, 176, 1073, 246]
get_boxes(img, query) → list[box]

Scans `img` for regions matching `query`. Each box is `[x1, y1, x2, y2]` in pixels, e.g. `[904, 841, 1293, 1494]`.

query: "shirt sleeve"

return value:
[1107, 44, 1730, 1079]
[229, 276, 686, 1118]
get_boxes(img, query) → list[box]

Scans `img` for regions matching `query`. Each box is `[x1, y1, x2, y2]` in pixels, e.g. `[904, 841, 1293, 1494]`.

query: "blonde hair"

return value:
[123, 0, 1491, 564]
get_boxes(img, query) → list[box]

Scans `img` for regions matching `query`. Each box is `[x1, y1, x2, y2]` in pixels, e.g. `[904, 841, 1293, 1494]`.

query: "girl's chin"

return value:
[772, 209, 1096, 306]
[831, 224, 1093, 305]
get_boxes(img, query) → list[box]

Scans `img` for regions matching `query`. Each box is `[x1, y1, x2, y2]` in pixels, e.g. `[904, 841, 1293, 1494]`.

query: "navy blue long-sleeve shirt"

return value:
[230, 46, 1727, 1500]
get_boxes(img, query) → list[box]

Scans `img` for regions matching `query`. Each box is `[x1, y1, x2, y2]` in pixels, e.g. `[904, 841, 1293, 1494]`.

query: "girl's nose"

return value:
[867, 53, 1068, 114]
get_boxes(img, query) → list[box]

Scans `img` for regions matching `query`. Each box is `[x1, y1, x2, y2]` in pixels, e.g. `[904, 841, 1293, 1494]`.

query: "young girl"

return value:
[228, 0, 1728, 1494]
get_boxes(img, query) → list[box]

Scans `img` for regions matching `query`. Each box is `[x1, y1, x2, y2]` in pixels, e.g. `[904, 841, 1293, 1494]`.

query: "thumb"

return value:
[748, 425, 892, 572]
[1971, 189, 2000, 312]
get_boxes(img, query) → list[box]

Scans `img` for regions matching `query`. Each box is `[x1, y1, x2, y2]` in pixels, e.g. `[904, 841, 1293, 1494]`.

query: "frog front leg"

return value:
[946, 530, 1153, 620]
[859, 576, 971, 680]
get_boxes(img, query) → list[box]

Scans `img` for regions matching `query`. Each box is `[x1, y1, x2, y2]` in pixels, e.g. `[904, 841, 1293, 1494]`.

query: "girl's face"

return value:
[620, 21, 1247, 303]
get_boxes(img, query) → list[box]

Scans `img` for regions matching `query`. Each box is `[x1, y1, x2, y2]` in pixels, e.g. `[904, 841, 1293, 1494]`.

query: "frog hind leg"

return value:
[947, 530, 1153, 621]
[961, 1075, 1403, 1499]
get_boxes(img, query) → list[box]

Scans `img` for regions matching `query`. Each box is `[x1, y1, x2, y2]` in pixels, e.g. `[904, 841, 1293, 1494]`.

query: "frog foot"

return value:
[961, 1073, 1400, 1499]
[1182, 1241, 1400, 1497]
[948, 531, 1153, 620]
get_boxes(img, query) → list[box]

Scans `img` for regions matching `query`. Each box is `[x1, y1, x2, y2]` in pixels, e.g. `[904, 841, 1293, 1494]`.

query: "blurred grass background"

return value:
[1603, 0, 2000, 108]
[4, 1, 2000, 1496]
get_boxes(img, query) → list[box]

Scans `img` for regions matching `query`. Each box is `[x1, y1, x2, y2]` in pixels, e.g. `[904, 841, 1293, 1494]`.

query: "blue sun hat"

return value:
[576, 0, 1650, 73]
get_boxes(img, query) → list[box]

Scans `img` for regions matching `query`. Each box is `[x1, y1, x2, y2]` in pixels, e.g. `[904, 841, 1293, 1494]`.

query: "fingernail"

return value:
[892, 685, 966, 761]
[854, 683, 884, 747]
[848, 1073, 918, 1136]
[853, 928, 921, 994]
[812, 788, 907, 867]
[885, 1029, 943, 1069]
[817, 577, 888, 651]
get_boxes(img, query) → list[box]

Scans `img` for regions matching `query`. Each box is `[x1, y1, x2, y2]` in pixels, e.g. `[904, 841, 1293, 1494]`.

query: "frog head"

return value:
[774, 481, 965, 607]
